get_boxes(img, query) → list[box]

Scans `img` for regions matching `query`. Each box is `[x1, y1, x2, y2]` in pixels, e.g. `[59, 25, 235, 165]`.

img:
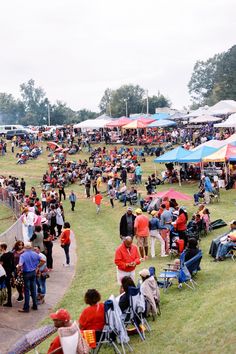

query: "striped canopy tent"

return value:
[154, 146, 190, 163]
[203, 144, 236, 162]
[123, 119, 152, 129]
[106, 117, 131, 127]
[151, 113, 170, 120]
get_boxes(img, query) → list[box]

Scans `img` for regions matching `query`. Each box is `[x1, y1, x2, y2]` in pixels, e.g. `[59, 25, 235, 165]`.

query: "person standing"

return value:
[119, 207, 136, 240]
[69, 190, 76, 211]
[94, 191, 103, 214]
[134, 208, 150, 259]
[56, 204, 64, 236]
[20, 178, 26, 195]
[114, 236, 141, 284]
[149, 211, 166, 258]
[60, 222, 72, 267]
[0, 243, 14, 307]
[58, 183, 66, 202]
[135, 164, 143, 184]
[160, 204, 172, 255]
[17, 242, 46, 313]
[108, 186, 116, 208]
[84, 170, 91, 198]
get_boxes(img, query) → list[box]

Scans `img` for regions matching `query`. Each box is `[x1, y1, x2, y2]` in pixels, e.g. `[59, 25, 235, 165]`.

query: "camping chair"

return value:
[158, 250, 203, 291]
[94, 297, 133, 354]
[123, 286, 151, 341]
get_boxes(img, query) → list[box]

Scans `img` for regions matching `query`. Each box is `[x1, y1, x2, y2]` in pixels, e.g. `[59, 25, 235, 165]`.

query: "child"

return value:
[108, 187, 116, 208]
[94, 191, 103, 214]
[202, 208, 210, 232]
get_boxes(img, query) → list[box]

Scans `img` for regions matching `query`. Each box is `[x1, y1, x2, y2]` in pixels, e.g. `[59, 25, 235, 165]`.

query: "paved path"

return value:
[0, 235, 77, 354]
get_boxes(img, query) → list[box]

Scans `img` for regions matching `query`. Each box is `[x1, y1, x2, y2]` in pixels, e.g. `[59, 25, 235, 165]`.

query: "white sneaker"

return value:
[161, 254, 169, 257]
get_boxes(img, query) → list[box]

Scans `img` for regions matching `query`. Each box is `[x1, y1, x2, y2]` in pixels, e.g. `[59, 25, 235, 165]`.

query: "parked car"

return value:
[6, 129, 29, 140]
[0, 125, 25, 136]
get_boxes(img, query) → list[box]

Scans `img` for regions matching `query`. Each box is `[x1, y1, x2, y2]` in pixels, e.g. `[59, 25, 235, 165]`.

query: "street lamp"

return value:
[124, 99, 128, 117]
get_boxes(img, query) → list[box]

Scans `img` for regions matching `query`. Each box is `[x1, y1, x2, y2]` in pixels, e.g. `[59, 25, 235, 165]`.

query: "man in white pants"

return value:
[149, 210, 167, 258]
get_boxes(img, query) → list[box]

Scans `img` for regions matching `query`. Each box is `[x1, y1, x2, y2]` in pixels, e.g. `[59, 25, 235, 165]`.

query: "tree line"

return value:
[188, 45, 236, 108]
[0, 80, 171, 126]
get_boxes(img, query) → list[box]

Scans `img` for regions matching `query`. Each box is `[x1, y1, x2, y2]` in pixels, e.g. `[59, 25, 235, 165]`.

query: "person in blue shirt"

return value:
[17, 242, 45, 313]
[69, 190, 77, 211]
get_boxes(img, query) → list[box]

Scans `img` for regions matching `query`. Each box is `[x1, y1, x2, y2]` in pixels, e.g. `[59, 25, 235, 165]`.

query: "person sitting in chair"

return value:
[214, 220, 236, 262]
[79, 289, 105, 331]
[139, 269, 160, 320]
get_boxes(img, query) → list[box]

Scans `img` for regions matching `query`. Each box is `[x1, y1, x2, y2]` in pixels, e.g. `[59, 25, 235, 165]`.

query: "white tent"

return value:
[207, 100, 236, 115]
[183, 106, 209, 118]
[74, 118, 113, 129]
[214, 113, 236, 128]
[192, 139, 226, 151]
[190, 115, 222, 124]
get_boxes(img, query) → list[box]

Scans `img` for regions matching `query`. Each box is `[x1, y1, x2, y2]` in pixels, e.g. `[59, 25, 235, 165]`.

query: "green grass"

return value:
[0, 204, 15, 233]
[1, 142, 236, 353]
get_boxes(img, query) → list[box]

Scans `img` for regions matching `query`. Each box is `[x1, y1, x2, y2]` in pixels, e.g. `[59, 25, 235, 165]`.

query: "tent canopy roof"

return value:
[190, 115, 222, 124]
[179, 146, 218, 163]
[148, 119, 177, 128]
[203, 144, 236, 162]
[154, 146, 190, 163]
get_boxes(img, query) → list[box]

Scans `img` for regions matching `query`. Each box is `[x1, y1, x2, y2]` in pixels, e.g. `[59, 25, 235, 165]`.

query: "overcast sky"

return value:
[0, 0, 235, 113]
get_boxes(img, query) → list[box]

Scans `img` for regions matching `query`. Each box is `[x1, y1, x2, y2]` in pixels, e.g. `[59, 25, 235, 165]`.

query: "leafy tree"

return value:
[99, 88, 113, 114]
[188, 45, 236, 106]
[148, 94, 171, 114]
[0, 93, 25, 124]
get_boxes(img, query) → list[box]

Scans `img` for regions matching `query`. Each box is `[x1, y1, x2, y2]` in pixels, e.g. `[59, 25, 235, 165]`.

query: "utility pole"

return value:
[124, 99, 128, 117]
[47, 103, 51, 126]
[109, 102, 112, 117]
[146, 90, 149, 115]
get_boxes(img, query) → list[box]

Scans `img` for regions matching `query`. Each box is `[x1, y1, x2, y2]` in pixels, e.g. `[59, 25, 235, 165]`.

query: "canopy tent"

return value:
[148, 119, 177, 128]
[154, 146, 190, 163]
[151, 113, 170, 120]
[146, 188, 192, 201]
[192, 139, 226, 151]
[203, 144, 236, 162]
[190, 115, 222, 124]
[105, 117, 131, 127]
[95, 114, 113, 120]
[179, 146, 218, 163]
[122, 120, 148, 129]
[184, 106, 209, 118]
[214, 113, 236, 128]
[74, 118, 113, 129]
[168, 112, 186, 120]
[207, 100, 236, 115]
[224, 133, 236, 144]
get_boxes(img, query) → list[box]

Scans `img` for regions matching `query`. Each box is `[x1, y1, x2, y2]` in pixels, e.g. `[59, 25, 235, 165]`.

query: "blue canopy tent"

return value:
[148, 119, 177, 128]
[154, 146, 190, 186]
[178, 146, 218, 163]
[154, 146, 190, 163]
[151, 113, 170, 120]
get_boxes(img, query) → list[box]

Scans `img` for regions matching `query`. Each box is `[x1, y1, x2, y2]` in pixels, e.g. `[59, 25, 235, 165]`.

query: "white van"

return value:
[0, 125, 25, 136]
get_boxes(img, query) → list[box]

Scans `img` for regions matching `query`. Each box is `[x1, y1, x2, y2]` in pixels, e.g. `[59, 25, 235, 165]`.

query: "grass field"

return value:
[1, 142, 236, 353]
[0, 204, 15, 234]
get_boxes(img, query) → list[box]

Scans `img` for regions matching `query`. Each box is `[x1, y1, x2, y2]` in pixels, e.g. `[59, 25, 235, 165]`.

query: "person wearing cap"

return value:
[114, 236, 141, 284]
[160, 204, 173, 255]
[17, 241, 46, 313]
[119, 207, 136, 240]
[149, 210, 167, 258]
[48, 309, 72, 354]
[134, 208, 150, 259]
[139, 268, 160, 319]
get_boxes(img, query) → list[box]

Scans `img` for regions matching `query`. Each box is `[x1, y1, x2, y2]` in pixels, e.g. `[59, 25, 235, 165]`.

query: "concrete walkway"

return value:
[0, 235, 77, 354]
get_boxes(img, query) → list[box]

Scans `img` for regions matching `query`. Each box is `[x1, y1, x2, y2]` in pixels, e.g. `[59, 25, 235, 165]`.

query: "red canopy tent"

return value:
[146, 188, 192, 201]
[106, 117, 131, 127]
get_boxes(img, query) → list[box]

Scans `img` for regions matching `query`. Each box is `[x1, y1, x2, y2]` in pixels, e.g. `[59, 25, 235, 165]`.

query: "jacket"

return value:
[175, 213, 187, 231]
[119, 213, 136, 237]
[114, 243, 140, 272]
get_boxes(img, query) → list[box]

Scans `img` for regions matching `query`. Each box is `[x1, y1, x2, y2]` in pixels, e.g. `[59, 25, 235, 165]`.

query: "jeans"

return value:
[71, 201, 75, 211]
[23, 271, 37, 310]
[216, 242, 236, 259]
[63, 244, 70, 265]
[36, 275, 46, 296]
[193, 192, 204, 203]
[28, 225, 34, 239]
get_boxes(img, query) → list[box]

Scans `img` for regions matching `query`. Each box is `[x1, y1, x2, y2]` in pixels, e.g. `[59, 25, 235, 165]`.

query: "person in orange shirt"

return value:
[79, 289, 105, 331]
[134, 208, 150, 259]
[60, 222, 71, 267]
[94, 191, 103, 214]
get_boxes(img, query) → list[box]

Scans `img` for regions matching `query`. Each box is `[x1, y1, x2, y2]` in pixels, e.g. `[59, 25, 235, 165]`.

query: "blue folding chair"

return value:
[158, 250, 203, 291]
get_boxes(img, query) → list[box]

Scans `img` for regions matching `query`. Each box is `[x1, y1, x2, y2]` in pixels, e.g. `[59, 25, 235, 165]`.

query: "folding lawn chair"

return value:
[94, 297, 133, 354]
[123, 286, 151, 341]
[158, 250, 203, 291]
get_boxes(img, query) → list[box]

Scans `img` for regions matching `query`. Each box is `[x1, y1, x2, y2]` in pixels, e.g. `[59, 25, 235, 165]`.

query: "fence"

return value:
[0, 187, 23, 248]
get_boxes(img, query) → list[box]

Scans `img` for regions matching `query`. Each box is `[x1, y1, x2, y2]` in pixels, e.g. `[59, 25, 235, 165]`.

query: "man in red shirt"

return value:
[114, 236, 141, 285]
[134, 208, 150, 259]
[94, 191, 103, 214]
[47, 309, 72, 354]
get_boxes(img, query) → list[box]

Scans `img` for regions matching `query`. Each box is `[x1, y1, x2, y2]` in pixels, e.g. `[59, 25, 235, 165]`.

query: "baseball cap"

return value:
[135, 208, 142, 214]
[151, 210, 157, 216]
[139, 269, 150, 278]
[229, 220, 236, 225]
[50, 308, 71, 322]
[127, 207, 133, 212]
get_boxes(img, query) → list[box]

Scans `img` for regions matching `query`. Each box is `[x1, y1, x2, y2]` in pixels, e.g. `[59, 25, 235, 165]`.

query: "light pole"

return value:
[146, 90, 149, 115]
[124, 99, 128, 117]
[47, 103, 51, 126]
